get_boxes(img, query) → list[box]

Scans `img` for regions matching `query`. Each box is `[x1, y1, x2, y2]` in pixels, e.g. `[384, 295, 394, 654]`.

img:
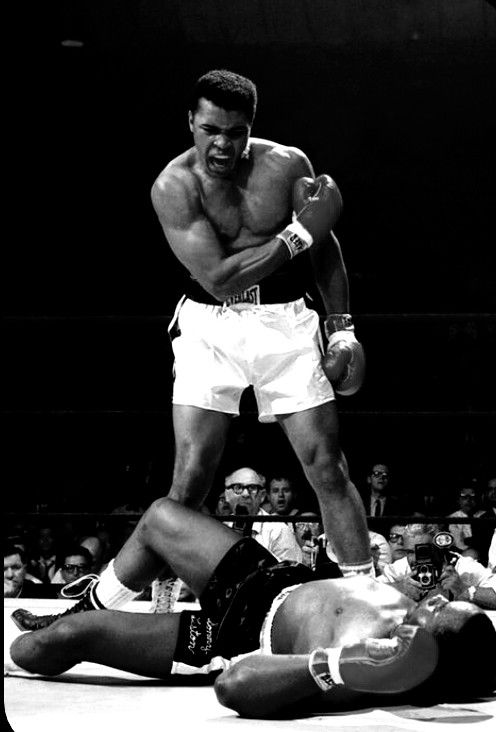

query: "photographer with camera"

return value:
[378, 524, 496, 609]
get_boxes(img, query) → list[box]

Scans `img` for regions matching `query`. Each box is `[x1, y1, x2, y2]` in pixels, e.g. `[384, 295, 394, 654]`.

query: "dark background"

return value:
[4, 1, 496, 513]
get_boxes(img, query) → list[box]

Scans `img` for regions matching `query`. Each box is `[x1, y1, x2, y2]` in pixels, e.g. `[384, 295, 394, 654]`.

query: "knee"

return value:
[140, 497, 181, 542]
[10, 619, 81, 675]
[301, 443, 348, 491]
[10, 633, 36, 671]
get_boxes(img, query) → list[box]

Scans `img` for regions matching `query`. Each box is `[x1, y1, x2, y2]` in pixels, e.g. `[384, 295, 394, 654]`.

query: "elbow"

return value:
[203, 277, 235, 302]
[209, 283, 231, 302]
[202, 260, 242, 301]
[214, 666, 262, 718]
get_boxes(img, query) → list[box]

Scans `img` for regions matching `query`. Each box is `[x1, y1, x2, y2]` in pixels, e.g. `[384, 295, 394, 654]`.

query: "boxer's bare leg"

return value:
[278, 402, 371, 566]
[134, 404, 233, 587]
[113, 498, 241, 597]
[11, 407, 237, 629]
[10, 610, 182, 677]
[168, 404, 233, 508]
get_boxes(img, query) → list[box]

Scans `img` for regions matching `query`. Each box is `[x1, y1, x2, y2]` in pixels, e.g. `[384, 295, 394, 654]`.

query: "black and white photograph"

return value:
[4, 2, 496, 730]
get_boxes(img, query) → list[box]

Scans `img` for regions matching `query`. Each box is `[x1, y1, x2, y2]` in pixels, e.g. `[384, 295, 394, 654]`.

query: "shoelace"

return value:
[61, 573, 100, 599]
[150, 578, 181, 613]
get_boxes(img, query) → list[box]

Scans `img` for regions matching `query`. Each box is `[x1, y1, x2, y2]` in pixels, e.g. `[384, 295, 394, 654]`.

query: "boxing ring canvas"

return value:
[4, 599, 496, 732]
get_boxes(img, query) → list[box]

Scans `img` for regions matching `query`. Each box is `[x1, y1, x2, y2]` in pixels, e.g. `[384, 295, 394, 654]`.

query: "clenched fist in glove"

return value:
[276, 174, 343, 259]
[322, 314, 366, 396]
[308, 624, 438, 695]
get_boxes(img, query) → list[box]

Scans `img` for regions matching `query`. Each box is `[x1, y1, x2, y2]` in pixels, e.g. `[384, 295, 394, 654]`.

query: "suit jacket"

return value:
[359, 490, 410, 534]
[360, 490, 409, 518]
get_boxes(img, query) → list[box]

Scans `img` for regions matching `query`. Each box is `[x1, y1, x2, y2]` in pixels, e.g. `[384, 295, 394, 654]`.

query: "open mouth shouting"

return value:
[207, 151, 234, 175]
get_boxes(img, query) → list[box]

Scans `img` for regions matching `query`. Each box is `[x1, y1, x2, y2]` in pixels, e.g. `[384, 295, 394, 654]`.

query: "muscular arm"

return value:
[310, 231, 350, 314]
[215, 653, 353, 718]
[292, 156, 350, 314]
[215, 622, 437, 718]
[151, 170, 291, 301]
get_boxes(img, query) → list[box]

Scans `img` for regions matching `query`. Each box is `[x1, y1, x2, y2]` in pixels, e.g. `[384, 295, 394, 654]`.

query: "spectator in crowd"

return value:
[224, 467, 302, 562]
[388, 524, 407, 562]
[27, 524, 59, 584]
[488, 529, 496, 572]
[448, 483, 486, 554]
[79, 534, 108, 575]
[471, 477, 496, 566]
[360, 463, 408, 522]
[267, 474, 300, 518]
[294, 513, 325, 570]
[378, 524, 496, 609]
[214, 490, 233, 517]
[483, 477, 496, 517]
[51, 545, 94, 587]
[5, 543, 36, 598]
[369, 530, 392, 574]
[4, 542, 56, 599]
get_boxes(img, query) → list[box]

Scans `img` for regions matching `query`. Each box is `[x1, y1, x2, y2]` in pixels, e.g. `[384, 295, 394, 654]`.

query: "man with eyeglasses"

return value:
[378, 524, 496, 609]
[51, 546, 93, 588]
[388, 524, 407, 562]
[223, 467, 302, 562]
[361, 464, 407, 523]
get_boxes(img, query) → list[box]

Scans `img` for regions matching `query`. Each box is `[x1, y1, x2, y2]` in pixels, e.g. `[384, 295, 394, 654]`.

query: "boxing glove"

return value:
[276, 174, 342, 259]
[294, 174, 342, 238]
[322, 314, 366, 396]
[308, 624, 438, 695]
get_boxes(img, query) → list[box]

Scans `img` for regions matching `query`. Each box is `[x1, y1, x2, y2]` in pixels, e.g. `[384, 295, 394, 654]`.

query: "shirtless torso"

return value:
[171, 140, 301, 243]
[151, 99, 313, 301]
[272, 576, 415, 653]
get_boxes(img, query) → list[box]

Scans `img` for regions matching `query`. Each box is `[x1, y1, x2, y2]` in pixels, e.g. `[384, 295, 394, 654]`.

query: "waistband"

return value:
[185, 281, 307, 307]
[259, 583, 302, 654]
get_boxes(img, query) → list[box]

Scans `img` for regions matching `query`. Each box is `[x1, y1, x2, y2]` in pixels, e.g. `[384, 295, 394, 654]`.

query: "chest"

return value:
[199, 168, 292, 242]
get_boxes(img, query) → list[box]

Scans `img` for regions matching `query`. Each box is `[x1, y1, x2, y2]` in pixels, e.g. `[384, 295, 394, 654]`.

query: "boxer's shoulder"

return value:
[151, 152, 200, 223]
[250, 138, 311, 174]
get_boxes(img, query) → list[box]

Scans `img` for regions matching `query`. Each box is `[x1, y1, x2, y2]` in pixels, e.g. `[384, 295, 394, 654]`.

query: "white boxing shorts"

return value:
[169, 297, 335, 423]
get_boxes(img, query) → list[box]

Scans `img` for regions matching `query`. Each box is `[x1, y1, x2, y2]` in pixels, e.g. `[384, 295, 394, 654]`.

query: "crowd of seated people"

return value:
[4, 466, 495, 613]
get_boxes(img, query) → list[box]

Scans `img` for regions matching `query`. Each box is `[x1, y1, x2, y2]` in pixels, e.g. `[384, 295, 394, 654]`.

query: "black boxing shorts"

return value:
[173, 538, 313, 671]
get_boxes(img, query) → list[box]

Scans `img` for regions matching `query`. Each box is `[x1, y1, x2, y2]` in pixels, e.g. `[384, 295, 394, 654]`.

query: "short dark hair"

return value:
[424, 609, 496, 698]
[58, 544, 93, 568]
[269, 475, 297, 491]
[3, 541, 26, 564]
[189, 69, 257, 123]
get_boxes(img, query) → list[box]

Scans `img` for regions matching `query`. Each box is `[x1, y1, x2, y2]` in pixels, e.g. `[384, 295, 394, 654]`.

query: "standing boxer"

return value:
[152, 69, 369, 574]
[12, 69, 371, 632]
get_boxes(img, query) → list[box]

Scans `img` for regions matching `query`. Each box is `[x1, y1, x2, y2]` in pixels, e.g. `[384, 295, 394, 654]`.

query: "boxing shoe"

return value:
[11, 574, 102, 631]
[150, 577, 182, 613]
[309, 624, 438, 695]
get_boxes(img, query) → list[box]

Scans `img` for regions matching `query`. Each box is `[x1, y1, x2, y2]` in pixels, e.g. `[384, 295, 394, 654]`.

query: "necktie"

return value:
[373, 500, 381, 517]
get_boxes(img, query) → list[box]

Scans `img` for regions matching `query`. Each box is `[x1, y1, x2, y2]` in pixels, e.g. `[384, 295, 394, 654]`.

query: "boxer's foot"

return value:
[11, 574, 101, 631]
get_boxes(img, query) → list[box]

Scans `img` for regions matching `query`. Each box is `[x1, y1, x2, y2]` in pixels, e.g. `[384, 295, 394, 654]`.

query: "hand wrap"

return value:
[276, 220, 313, 259]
